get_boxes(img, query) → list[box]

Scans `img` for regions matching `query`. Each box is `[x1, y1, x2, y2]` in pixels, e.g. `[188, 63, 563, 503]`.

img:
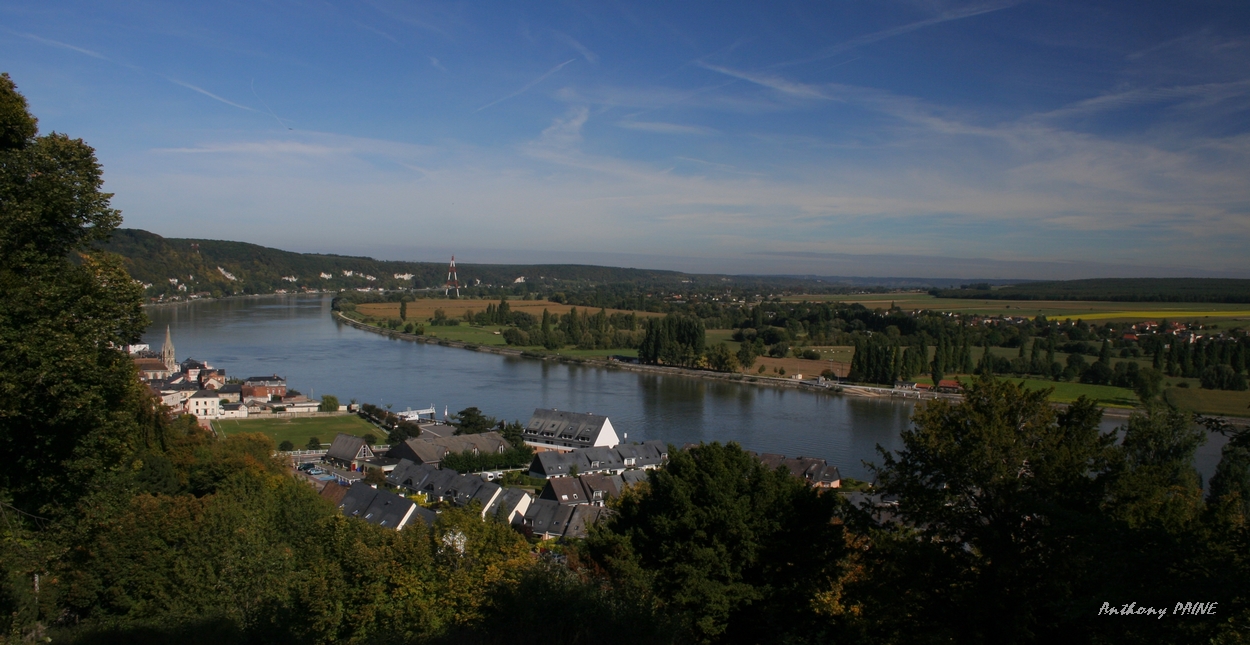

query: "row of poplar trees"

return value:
[849, 331, 977, 385]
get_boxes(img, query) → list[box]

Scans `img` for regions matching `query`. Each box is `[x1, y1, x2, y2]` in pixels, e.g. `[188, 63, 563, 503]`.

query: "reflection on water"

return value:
[144, 295, 1227, 482]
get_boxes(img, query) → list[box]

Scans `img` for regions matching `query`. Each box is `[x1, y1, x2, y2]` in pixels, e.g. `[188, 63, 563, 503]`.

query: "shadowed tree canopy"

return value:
[586, 442, 844, 644]
[0, 73, 153, 515]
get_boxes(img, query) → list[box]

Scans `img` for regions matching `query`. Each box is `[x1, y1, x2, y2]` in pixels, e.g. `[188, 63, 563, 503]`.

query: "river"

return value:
[143, 295, 1229, 482]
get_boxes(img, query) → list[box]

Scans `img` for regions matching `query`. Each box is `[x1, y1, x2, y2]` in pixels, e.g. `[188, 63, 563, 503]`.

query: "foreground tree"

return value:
[848, 378, 1244, 644]
[585, 442, 844, 644]
[0, 73, 155, 515]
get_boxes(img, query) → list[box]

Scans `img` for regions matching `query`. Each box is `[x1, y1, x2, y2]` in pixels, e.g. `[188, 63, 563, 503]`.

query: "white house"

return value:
[522, 409, 620, 453]
[186, 389, 222, 419]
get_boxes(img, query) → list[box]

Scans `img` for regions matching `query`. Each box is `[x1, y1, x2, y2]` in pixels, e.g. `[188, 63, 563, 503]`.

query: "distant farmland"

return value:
[783, 293, 1250, 323]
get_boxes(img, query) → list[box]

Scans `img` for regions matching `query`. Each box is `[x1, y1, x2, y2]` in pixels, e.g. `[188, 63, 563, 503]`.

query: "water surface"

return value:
[144, 295, 1228, 482]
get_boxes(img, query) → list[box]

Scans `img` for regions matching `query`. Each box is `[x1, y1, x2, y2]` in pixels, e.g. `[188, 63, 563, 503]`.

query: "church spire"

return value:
[161, 325, 176, 371]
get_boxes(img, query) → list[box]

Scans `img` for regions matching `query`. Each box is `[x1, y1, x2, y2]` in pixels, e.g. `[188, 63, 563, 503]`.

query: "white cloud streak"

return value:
[20, 32, 111, 60]
[776, 1, 1024, 67]
[165, 78, 258, 112]
[475, 58, 577, 112]
[555, 32, 599, 64]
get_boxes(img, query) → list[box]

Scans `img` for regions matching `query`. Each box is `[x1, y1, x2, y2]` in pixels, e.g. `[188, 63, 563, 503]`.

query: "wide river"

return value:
[144, 295, 1228, 482]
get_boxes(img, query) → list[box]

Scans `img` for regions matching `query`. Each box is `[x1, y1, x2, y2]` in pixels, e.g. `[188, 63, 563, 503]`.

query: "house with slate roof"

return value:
[528, 440, 668, 478]
[134, 357, 173, 381]
[386, 459, 504, 519]
[326, 433, 376, 471]
[563, 505, 608, 539]
[334, 482, 433, 531]
[756, 453, 842, 489]
[388, 432, 510, 467]
[522, 409, 619, 452]
[520, 498, 575, 540]
[540, 477, 589, 505]
[539, 473, 626, 507]
[216, 383, 243, 402]
[485, 487, 533, 524]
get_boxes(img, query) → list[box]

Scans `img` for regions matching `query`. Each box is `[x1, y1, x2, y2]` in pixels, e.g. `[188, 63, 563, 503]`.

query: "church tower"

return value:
[161, 325, 176, 372]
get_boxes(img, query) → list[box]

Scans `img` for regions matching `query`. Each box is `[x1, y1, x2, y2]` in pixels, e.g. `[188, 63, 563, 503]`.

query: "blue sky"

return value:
[4, 0, 1249, 279]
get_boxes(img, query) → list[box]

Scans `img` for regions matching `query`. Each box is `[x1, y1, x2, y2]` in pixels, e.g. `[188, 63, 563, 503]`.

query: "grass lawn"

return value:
[1165, 387, 1250, 418]
[214, 414, 381, 449]
[1010, 378, 1140, 407]
[423, 325, 511, 346]
[910, 375, 1139, 408]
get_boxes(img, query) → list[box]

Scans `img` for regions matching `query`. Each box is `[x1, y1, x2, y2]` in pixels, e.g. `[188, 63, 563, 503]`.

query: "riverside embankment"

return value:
[334, 311, 1250, 428]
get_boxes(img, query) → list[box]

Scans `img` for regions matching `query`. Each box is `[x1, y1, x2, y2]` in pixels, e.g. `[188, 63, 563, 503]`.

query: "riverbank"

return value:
[141, 292, 325, 309]
[333, 311, 843, 395]
[334, 311, 1249, 426]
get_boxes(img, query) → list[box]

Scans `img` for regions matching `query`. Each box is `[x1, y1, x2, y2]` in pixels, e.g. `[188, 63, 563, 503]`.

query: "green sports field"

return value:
[213, 414, 381, 449]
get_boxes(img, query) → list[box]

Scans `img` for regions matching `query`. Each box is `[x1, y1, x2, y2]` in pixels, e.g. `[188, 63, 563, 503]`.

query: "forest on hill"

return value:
[96, 228, 835, 299]
[933, 278, 1250, 303]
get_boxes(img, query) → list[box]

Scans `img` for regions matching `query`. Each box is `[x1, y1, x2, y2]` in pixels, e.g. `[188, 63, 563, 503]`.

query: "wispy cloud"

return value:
[698, 63, 832, 100]
[476, 58, 577, 112]
[153, 132, 434, 159]
[538, 106, 590, 147]
[776, 1, 1024, 68]
[157, 141, 337, 156]
[429, 56, 448, 72]
[616, 120, 717, 135]
[1033, 80, 1250, 121]
[354, 21, 399, 44]
[554, 32, 599, 64]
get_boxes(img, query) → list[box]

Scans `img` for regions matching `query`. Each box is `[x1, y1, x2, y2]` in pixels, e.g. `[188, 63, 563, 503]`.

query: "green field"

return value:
[213, 415, 381, 448]
[1164, 387, 1250, 418]
[910, 376, 1140, 408]
[414, 324, 642, 358]
[783, 293, 1250, 323]
[422, 325, 511, 346]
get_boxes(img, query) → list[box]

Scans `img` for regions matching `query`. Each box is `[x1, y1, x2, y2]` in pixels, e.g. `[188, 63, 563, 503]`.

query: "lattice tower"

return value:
[444, 256, 459, 297]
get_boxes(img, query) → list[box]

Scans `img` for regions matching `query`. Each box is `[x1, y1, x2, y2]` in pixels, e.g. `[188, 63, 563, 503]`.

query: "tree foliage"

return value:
[637, 314, 706, 367]
[585, 442, 843, 644]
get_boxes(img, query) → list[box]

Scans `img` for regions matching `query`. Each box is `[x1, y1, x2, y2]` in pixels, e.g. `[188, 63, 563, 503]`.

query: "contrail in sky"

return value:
[21, 32, 111, 60]
[167, 78, 257, 112]
[19, 29, 260, 116]
[774, 0, 1023, 68]
[252, 79, 293, 129]
[476, 58, 577, 112]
